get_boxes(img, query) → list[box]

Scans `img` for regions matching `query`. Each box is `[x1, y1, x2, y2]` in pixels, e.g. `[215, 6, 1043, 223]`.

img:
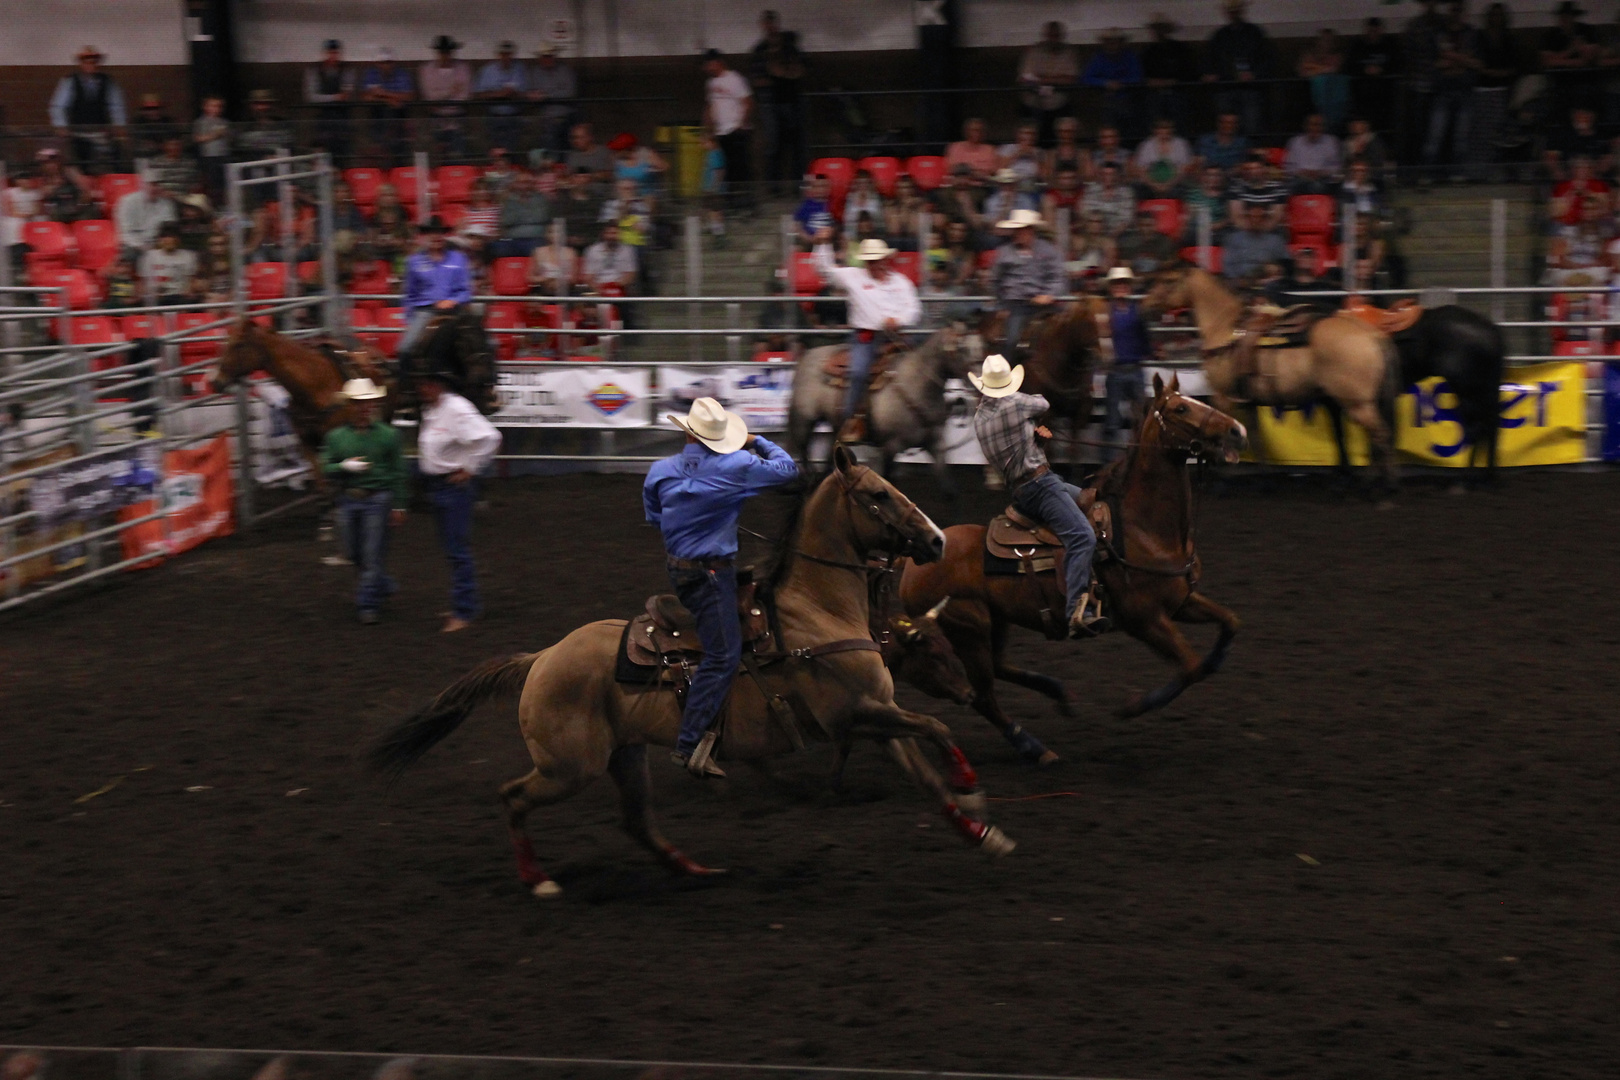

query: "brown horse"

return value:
[209, 319, 393, 488]
[981, 299, 1105, 478]
[1142, 266, 1400, 490]
[369, 447, 1014, 900]
[899, 375, 1248, 765]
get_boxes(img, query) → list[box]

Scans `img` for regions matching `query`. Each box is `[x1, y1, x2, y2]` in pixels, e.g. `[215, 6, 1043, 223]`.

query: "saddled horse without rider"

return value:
[370, 448, 1013, 900]
[900, 375, 1248, 765]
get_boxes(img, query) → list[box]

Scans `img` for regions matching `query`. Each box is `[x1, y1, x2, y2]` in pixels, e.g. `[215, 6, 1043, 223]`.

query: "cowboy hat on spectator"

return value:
[76, 46, 103, 61]
[998, 208, 1045, 230]
[970, 354, 1025, 398]
[1106, 266, 1136, 283]
[431, 35, 462, 52]
[992, 167, 1020, 185]
[667, 397, 749, 454]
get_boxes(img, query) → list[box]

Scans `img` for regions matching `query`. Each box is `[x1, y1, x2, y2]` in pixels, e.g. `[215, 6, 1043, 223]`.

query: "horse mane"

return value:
[759, 474, 816, 593]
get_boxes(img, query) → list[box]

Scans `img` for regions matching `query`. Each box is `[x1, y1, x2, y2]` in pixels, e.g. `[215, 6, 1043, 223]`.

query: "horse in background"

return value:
[979, 298, 1105, 481]
[401, 307, 499, 415]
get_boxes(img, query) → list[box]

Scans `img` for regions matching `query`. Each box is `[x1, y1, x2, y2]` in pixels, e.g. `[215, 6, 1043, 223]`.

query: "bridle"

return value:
[1146, 391, 1238, 462]
[742, 464, 932, 576]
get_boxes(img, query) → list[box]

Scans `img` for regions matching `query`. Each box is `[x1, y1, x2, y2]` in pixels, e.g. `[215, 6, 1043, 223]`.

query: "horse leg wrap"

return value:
[944, 745, 979, 793]
[661, 847, 725, 878]
[509, 830, 549, 887]
[941, 804, 1016, 857]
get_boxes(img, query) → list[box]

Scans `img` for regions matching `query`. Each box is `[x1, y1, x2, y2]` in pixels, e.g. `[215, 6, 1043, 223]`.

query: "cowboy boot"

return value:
[1068, 582, 1112, 639]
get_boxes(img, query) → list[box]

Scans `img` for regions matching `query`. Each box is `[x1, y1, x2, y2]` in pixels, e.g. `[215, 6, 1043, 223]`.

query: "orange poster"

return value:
[119, 434, 236, 566]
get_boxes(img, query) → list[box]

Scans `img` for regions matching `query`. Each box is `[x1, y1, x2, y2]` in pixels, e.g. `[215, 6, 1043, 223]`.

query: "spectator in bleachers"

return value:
[566, 123, 615, 192]
[330, 181, 369, 258]
[474, 41, 529, 157]
[1203, 0, 1274, 136]
[149, 136, 198, 197]
[370, 184, 413, 270]
[1183, 164, 1233, 241]
[360, 48, 416, 165]
[1298, 29, 1352, 133]
[600, 178, 652, 277]
[1082, 29, 1144, 136]
[704, 49, 755, 212]
[1421, 2, 1479, 183]
[1227, 152, 1288, 230]
[50, 46, 127, 171]
[932, 219, 980, 288]
[983, 168, 1038, 238]
[1194, 111, 1250, 175]
[305, 39, 356, 159]
[930, 165, 986, 237]
[1347, 215, 1388, 287]
[886, 173, 930, 249]
[1552, 156, 1610, 223]
[794, 173, 835, 248]
[479, 148, 517, 197]
[1042, 164, 1083, 232]
[1117, 206, 1178, 274]
[529, 228, 579, 295]
[1044, 116, 1084, 180]
[101, 255, 138, 308]
[35, 149, 95, 223]
[558, 167, 606, 249]
[1471, 3, 1520, 179]
[945, 118, 999, 189]
[1083, 160, 1136, 236]
[1081, 125, 1131, 180]
[1069, 211, 1118, 283]
[998, 122, 1044, 192]
[529, 44, 580, 155]
[2, 171, 41, 262]
[494, 170, 552, 258]
[753, 12, 811, 194]
[140, 222, 197, 305]
[990, 208, 1064, 355]
[1223, 204, 1291, 282]
[1547, 193, 1613, 271]
[845, 211, 886, 264]
[237, 89, 294, 159]
[116, 178, 176, 256]
[176, 194, 215, 251]
[1543, 105, 1612, 181]
[1018, 21, 1080, 146]
[1132, 117, 1193, 197]
[1339, 157, 1385, 218]
[842, 170, 885, 241]
[1284, 114, 1344, 193]
[1346, 17, 1401, 134]
[457, 179, 501, 246]
[1343, 116, 1393, 176]
[198, 232, 232, 296]
[399, 216, 471, 357]
[583, 220, 638, 291]
[130, 93, 176, 161]
[1142, 13, 1201, 133]
[192, 95, 231, 199]
[609, 133, 668, 203]
[420, 36, 472, 158]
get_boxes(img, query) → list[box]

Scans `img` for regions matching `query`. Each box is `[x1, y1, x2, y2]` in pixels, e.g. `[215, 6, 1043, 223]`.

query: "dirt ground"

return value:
[1, 467, 1616, 1080]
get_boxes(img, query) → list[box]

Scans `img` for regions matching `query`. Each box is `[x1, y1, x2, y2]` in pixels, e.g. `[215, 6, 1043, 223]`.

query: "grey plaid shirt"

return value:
[974, 391, 1050, 490]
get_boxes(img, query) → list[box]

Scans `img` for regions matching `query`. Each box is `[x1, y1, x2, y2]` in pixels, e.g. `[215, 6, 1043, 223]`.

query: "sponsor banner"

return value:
[119, 433, 235, 565]
[1253, 363, 1589, 468]
[1, 447, 89, 590]
[26, 443, 162, 526]
[657, 364, 796, 431]
[493, 364, 651, 427]
[1604, 363, 1620, 462]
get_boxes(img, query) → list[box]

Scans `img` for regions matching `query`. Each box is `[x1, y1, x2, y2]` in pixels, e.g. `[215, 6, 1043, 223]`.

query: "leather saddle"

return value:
[624, 568, 776, 669]
[822, 340, 906, 394]
[1342, 297, 1424, 336]
[985, 495, 1114, 570]
[1244, 303, 1326, 349]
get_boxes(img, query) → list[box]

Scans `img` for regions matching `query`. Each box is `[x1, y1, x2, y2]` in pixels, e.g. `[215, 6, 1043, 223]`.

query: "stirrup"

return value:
[1068, 589, 1111, 639]
[836, 414, 868, 444]
[675, 731, 726, 779]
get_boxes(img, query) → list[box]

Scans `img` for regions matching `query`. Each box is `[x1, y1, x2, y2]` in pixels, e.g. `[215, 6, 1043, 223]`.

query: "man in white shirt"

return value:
[138, 224, 197, 304]
[1283, 113, 1343, 195]
[813, 237, 923, 433]
[583, 222, 638, 289]
[416, 372, 502, 632]
[704, 49, 755, 211]
[115, 181, 177, 258]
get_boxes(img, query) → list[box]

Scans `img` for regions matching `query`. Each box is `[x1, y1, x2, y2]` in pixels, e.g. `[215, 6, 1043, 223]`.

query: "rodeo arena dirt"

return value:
[5, 5, 1620, 1080]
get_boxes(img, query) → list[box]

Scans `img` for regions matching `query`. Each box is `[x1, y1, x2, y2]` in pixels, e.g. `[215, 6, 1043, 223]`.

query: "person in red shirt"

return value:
[945, 117, 999, 189]
[1551, 156, 1610, 226]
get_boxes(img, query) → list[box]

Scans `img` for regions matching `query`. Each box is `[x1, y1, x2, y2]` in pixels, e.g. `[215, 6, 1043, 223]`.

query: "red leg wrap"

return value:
[944, 745, 979, 793]
[510, 830, 549, 886]
[663, 847, 724, 877]
[941, 803, 988, 843]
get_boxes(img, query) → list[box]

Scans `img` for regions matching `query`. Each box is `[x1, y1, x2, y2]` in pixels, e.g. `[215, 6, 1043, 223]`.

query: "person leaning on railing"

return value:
[49, 45, 127, 170]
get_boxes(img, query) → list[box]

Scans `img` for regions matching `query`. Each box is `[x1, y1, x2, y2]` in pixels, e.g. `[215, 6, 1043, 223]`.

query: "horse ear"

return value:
[1152, 372, 1166, 398]
[1169, 372, 1181, 392]
[833, 442, 856, 474]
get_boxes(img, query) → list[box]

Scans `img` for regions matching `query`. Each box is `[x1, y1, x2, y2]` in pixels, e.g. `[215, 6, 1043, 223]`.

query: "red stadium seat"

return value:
[789, 252, 823, 295]
[71, 219, 119, 271]
[1547, 293, 1606, 343]
[435, 202, 468, 229]
[491, 256, 531, 296]
[1287, 195, 1336, 242]
[22, 220, 75, 270]
[1138, 198, 1185, 239]
[345, 167, 384, 208]
[347, 260, 394, 310]
[297, 260, 323, 287]
[1180, 245, 1224, 273]
[98, 173, 142, 211]
[175, 310, 221, 395]
[434, 165, 482, 205]
[120, 313, 166, 340]
[69, 315, 123, 346]
[1263, 147, 1287, 168]
[857, 156, 902, 198]
[365, 306, 407, 358]
[485, 302, 524, 361]
[905, 155, 947, 191]
[810, 157, 855, 213]
[389, 166, 425, 208]
[349, 306, 377, 328]
[245, 261, 288, 301]
[1553, 340, 1602, 356]
[889, 250, 922, 285]
[35, 267, 98, 310]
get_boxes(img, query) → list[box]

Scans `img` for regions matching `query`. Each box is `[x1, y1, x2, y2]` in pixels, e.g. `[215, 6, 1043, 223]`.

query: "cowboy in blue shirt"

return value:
[398, 216, 472, 358]
[643, 397, 800, 778]
[1104, 266, 1154, 457]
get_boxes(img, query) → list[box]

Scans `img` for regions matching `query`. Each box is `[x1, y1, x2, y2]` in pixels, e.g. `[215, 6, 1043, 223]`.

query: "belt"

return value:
[341, 487, 386, 500]
[668, 555, 734, 571]
[854, 329, 876, 344]
[1013, 464, 1051, 492]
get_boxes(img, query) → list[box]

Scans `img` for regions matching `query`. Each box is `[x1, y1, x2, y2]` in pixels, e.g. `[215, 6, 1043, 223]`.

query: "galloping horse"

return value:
[1144, 266, 1400, 490]
[899, 375, 1248, 765]
[1389, 305, 1505, 482]
[210, 319, 393, 489]
[370, 447, 1013, 899]
[786, 325, 974, 487]
[981, 299, 1105, 477]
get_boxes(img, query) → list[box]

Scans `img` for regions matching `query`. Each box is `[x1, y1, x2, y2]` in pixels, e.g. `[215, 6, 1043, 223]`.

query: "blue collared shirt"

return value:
[1108, 299, 1154, 366]
[402, 248, 473, 310]
[643, 437, 800, 559]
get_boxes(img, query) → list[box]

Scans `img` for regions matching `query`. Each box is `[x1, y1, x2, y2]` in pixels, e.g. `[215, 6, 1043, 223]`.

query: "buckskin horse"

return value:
[980, 299, 1105, 479]
[1144, 265, 1400, 491]
[210, 319, 394, 490]
[899, 375, 1248, 766]
[369, 447, 1013, 899]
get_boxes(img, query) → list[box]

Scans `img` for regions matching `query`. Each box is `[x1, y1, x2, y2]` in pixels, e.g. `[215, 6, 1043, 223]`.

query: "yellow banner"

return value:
[1252, 362, 1589, 467]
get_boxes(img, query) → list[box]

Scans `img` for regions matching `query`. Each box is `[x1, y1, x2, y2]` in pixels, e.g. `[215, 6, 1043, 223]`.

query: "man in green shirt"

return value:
[321, 378, 408, 624]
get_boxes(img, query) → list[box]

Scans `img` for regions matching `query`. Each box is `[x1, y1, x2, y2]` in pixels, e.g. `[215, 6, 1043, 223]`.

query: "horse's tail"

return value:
[368, 651, 543, 780]
[1377, 330, 1402, 427]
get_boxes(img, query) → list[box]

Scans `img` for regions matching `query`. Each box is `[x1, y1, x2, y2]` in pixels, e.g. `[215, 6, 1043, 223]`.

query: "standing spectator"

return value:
[1018, 22, 1080, 146]
[1346, 17, 1402, 133]
[139, 223, 197, 304]
[420, 36, 472, 158]
[528, 44, 580, 156]
[1298, 30, 1351, 132]
[321, 379, 408, 625]
[1132, 117, 1193, 197]
[989, 209, 1065, 356]
[1422, 2, 1480, 182]
[360, 48, 416, 165]
[1083, 161, 1136, 236]
[148, 137, 197, 197]
[1082, 30, 1144, 137]
[1284, 114, 1344, 193]
[304, 39, 356, 159]
[398, 217, 472, 358]
[704, 50, 755, 212]
[1202, 0, 1274, 136]
[1227, 153, 1288, 231]
[1541, 1, 1601, 117]
[415, 370, 501, 633]
[1116, 207, 1178, 275]
[929, 165, 986, 238]
[793, 173, 835, 247]
[751, 13, 810, 194]
[565, 123, 615, 191]
[49, 46, 127, 171]
[494, 170, 552, 258]
[1183, 164, 1234, 242]
[1194, 111, 1250, 174]
[1403, 0, 1447, 164]
[1081, 124, 1131, 180]
[885, 173, 930, 249]
[191, 96, 230, 199]
[1044, 116, 1084, 180]
[1102, 266, 1153, 456]
[1470, 3, 1519, 180]
[997, 122, 1044, 191]
[115, 179, 176, 256]
[236, 90, 294, 159]
[1141, 13, 1201, 133]
[583, 221, 638, 290]
[945, 118, 999, 188]
[1222, 204, 1291, 282]
[129, 93, 175, 161]
[842, 170, 885, 241]
[35, 148, 96, 223]
[474, 41, 529, 157]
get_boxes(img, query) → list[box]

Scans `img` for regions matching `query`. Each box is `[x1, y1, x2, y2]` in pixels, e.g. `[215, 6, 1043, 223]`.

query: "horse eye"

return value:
[872, 489, 890, 501]
[1175, 404, 1190, 413]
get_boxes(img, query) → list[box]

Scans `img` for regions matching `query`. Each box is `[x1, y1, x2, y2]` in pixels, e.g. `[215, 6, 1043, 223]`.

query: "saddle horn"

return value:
[924, 597, 949, 620]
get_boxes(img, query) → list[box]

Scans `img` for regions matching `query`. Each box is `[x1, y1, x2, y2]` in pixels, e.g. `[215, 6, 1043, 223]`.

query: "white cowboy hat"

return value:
[969, 354, 1025, 398]
[667, 396, 748, 454]
[341, 377, 387, 401]
[856, 238, 895, 262]
[1106, 265, 1135, 282]
[997, 208, 1045, 231]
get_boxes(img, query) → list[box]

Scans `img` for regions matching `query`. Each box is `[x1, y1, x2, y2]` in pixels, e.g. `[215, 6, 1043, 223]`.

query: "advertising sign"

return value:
[657, 364, 796, 431]
[493, 365, 651, 428]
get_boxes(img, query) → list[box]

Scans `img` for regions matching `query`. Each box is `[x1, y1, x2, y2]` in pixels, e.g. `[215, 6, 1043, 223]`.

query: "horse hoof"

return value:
[956, 790, 988, 819]
[979, 825, 1017, 858]
[532, 880, 562, 900]
[1036, 750, 1062, 768]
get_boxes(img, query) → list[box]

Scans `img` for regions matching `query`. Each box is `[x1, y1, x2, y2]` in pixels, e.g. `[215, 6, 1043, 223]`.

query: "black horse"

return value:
[403, 307, 499, 415]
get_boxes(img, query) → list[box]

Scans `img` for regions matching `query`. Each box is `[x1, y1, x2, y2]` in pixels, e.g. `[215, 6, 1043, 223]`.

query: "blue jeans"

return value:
[341, 490, 396, 613]
[1011, 472, 1095, 621]
[669, 563, 741, 756]
[1105, 365, 1146, 458]
[842, 333, 876, 420]
[398, 307, 437, 357]
[428, 477, 480, 620]
[1001, 301, 1035, 355]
